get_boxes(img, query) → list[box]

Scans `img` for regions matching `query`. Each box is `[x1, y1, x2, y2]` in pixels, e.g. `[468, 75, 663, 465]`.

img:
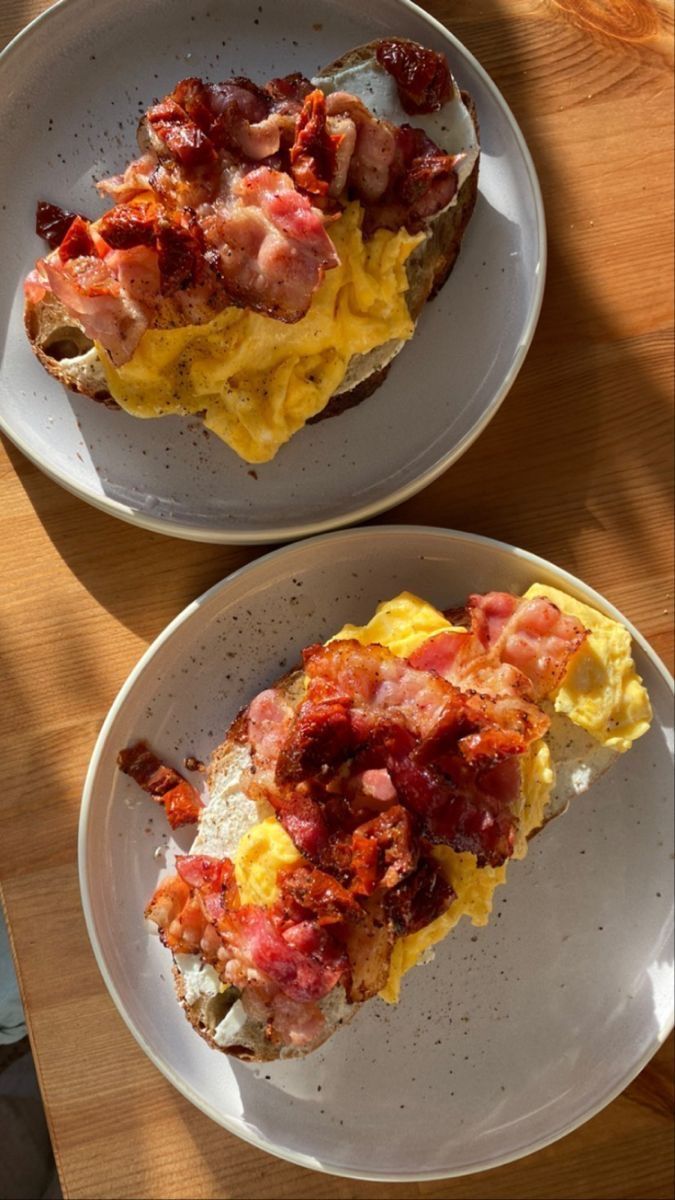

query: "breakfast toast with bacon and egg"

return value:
[120, 586, 651, 1061]
[25, 39, 479, 462]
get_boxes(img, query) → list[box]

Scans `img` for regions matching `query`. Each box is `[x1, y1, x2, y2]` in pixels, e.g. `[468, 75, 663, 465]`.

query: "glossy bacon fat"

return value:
[27, 40, 464, 365]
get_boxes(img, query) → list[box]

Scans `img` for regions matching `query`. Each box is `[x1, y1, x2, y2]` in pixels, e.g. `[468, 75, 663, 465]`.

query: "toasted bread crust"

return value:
[25, 49, 479, 430]
[174, 962, 355, 1062]
[24, 291, 117, 406]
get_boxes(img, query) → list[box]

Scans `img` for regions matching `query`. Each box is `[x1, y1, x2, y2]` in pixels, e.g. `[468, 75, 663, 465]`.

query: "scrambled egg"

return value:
[524, 583, 652, 752]
[228, 587, 650, 1004]
[234, 816, 301, 906]
[331, 591, 459, 657]
[98, 203, 422, 463]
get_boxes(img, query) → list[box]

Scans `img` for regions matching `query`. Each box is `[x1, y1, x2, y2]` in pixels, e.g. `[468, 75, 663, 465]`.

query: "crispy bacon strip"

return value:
[279, 864, 361, 925]
[409, 592, 587, 702]
[350, 805, 418, 895]
[118, 741, 202, 829]
[384, 855, 454, 934]
[221, 906, 348, 1003]
[275, 691, 354, 784]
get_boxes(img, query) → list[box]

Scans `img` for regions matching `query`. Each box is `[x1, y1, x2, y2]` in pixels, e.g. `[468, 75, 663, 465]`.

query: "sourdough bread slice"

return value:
[166, 660, 617, 1062]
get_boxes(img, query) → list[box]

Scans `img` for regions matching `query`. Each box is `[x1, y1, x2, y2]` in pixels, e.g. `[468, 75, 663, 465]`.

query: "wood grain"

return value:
[0, 0, 673, 1197]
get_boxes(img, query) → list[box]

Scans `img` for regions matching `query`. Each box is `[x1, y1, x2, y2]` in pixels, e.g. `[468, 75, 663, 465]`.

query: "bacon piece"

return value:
[468, 592, 519, 648]
[274, 788, 330, 862]
[276, 642, 546, 866]
[275, 691, 354, 784]
[171, 77, 220, 132]
[206, 78, 269, 132]
[118, 741, 202, 828]
[105, 244, 162, 310]
[175, 854, 229, 889]
[410, 631, 531, 701]
[160, 781, 206, 830]
[408, 630, 471, 676]
[156, 219, 202, 291]
[145, 876, 213, 955]
[384, 855, 454, 934]
[41, 253, 150, 366]
[265, 73, 314, 108]
[375, 38, 453, 114]
[199, 166, 338, 322]
[35, 202, 90, 251]
[362, 124, 461, 234]
[410, 593, 587, 703]
[146, 97, 218, 170]
[96, 154, 157, 203]
[154, 76, 302, 164]
[175, 854, 236, 922]
[470, 593, 587, 699]
[279, 864, 362, 924]
[387, 753, 520, 865]
[350, 805, 418, 894]
[302, 640, 454, 739]
[324, 92, 397, 203]
[118, 741, 181, 793]
[420, 690, 549, 760]
[205, 79, 280, 158]
[356, 767, 397, 805]
[397, 125, 460, 215]
[145, 874, 190, 931]
[247, 686, 296, 774]
[221, 907, 347, 1003]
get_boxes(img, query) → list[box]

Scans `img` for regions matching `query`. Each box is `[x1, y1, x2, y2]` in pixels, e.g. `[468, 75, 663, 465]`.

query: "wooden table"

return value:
[1, 0, 673, 1196]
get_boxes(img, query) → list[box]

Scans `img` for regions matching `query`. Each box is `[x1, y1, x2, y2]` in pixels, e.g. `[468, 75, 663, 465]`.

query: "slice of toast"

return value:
[163, 661, 617, 1062]
[24, 46, 479, 423]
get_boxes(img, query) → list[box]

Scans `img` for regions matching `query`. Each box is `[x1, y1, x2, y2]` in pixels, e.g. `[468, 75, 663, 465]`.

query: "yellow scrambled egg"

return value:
[234, 816, 302, 906]
[524, 583, 652, 752]
[230, 587, 650, 1004]
[98, 203, 422, 463]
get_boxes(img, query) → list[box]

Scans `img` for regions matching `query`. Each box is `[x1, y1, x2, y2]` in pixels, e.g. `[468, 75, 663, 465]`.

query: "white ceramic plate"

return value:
[0, 0, 545, 543]
[79, 526, 674, 1181]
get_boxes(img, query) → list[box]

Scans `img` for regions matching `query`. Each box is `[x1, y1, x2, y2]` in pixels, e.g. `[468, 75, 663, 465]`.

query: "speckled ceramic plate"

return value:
[0, 0, 545, 543]
[79, 527, 674, 1180]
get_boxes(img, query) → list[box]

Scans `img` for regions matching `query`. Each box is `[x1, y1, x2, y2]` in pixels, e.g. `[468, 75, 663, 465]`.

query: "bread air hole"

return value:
[43, 326, 94, 361]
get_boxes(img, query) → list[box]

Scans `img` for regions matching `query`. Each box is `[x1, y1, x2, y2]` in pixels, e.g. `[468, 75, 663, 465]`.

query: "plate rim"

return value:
[0, 0, 547, 544]
[78, 524, 674, 1181]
